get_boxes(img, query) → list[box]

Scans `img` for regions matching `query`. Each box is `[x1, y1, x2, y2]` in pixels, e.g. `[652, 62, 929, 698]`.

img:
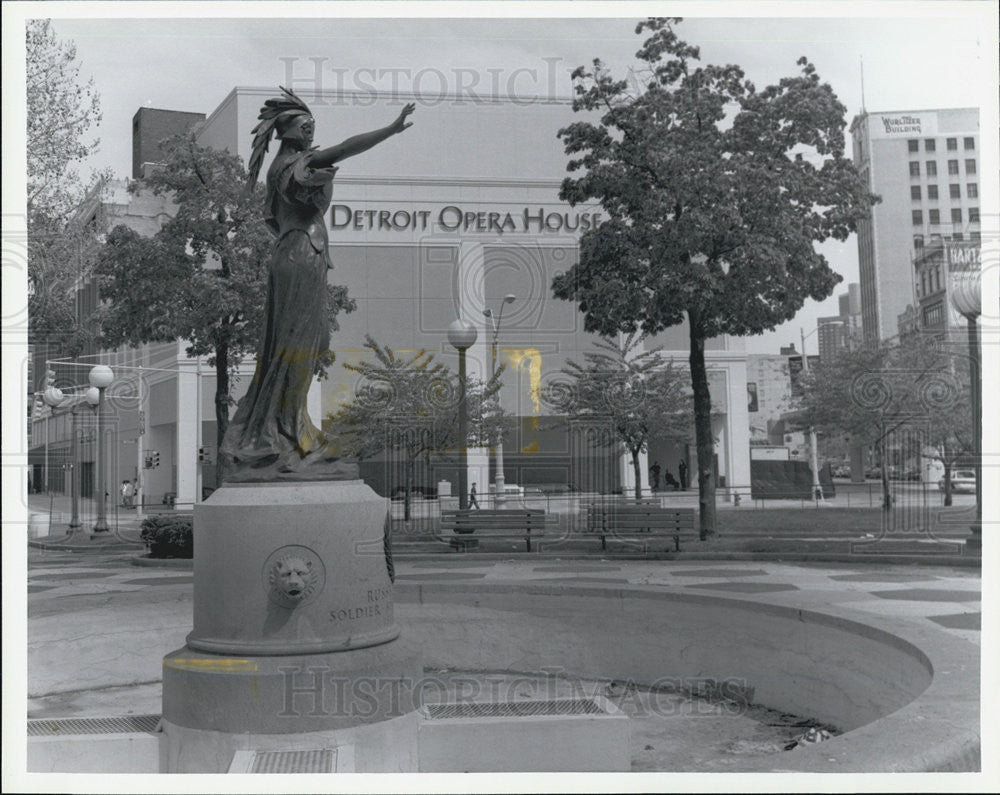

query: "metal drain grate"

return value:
[424, 698, 604, 720]
[28, 714, 161, 736]
[230, 748, 337, 774]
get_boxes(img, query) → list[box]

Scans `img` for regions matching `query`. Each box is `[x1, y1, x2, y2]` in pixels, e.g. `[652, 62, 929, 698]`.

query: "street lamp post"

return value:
[484, 294, 516, 505]
[89, 364, 115, 534]
[800, 327, 825, 503]
[950, 269, 981, 550]
[448, 319, 478, 510]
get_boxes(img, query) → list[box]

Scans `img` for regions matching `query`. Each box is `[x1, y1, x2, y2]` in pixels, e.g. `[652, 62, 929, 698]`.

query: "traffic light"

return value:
[152, 450, 160, 468]
[145, 450, 161, 469]
[198, 447, 206, 462]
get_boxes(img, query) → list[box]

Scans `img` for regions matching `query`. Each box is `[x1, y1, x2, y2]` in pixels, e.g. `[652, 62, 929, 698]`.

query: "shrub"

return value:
[140, 515, 193, 558]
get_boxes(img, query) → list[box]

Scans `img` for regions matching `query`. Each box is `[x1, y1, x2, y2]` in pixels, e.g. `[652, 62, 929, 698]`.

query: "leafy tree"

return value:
[799, 334, 971, 509]
[545, 334, 693, 502]
[26, 20, 108, 361]
[26, 19, 103, 221]
[329, 335, 503, 520]
[551, 18, 876, 537]
[95, 135, 355, 483]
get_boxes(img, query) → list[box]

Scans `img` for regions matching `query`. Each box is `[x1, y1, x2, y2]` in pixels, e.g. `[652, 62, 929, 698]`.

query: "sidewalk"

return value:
[26, 551, 981, 722]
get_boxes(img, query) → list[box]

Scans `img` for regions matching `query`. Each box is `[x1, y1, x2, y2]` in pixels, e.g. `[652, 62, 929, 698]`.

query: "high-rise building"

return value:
[850, 108, 980, 344]
[817, 282, 861, 361]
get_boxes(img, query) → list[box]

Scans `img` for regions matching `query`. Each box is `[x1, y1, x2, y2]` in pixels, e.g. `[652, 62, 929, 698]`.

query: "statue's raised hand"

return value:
[391, 103, 416, 134]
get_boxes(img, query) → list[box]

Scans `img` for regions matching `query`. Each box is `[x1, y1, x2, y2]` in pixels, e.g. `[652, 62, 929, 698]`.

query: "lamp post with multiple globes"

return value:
[483, 294, 516, 505]
[448, 319, 478, 510]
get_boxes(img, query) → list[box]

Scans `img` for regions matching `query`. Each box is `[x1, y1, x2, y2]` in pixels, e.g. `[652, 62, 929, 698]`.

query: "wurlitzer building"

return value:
[32, 87, 752, 507]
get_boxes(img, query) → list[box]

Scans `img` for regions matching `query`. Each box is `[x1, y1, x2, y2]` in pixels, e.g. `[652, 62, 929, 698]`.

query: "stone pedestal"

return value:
[161, 480, 422, 772]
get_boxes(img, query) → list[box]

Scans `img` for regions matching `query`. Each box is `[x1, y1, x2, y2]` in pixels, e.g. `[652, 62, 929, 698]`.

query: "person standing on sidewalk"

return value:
[678, 458, 688, 490]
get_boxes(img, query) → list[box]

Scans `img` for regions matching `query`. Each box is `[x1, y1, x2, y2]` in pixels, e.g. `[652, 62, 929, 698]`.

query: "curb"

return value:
[392, 549, 981, 567]
[130, 554, 193, 569]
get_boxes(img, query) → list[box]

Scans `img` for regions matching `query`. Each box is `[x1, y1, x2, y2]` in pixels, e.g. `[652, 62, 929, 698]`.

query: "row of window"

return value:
[908, 137, 975, 153]
[918, 266, 943, 298]
[909, 159, 976, 177]
[914, 231, 981, 248]
[911, 183, 978, 201]
[912, 207, 980, 225]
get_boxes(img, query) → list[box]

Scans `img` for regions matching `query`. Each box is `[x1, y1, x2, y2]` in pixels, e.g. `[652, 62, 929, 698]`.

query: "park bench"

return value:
[438, 509, 552, 552]
[586, 503, 698, 552]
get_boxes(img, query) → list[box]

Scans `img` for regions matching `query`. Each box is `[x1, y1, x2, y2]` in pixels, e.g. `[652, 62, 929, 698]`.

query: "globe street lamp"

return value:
[42, 386, 88, 532]
[448, 319, 478, 510]
[484, 294, 516, 505]
[950, 268, 981, 550]
[88, 364, 114, 534]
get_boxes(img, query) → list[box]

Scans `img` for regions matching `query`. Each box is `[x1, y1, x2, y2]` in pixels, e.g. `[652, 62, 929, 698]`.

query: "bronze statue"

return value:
[221, 87, 414, 481]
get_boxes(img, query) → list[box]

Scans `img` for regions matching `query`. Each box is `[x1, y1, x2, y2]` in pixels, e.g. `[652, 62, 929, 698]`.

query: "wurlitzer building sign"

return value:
[871, 113, 938, 138]
[330, 203, 603, 235]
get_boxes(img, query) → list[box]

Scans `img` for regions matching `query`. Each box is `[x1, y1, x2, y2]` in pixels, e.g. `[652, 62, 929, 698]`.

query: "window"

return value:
[935, 268, 941, 292]
[908, 139, 919, 153]
[927, 184, 939, 200]
[952, 208, 962, 223]
[964, 137, 975, 150]
[909, 161, 921, 176]
[926, 160, 937, 176]
[946, 138, 957, 150]
[925, 139, 936, 152]
[912, 210, 923, 225]
[967, 183, 978, 198]
[948, 160, 959, 175]
[971, 231, 981, 242]
[914, 234, 924, 249]
[950, 183, 961, 199]
[923, 304, 943, 327]
[929, 209, 940, 225]
[952, 232, 964, 241]
[969, 207, 979, 222]
[911, 185, 922, 200]
[919, 272, 927, 297]
[965, 159, 976, 174]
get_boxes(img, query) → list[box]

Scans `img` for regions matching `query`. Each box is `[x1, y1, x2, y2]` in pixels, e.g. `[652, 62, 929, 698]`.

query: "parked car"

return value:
[939, 470, 976, 493]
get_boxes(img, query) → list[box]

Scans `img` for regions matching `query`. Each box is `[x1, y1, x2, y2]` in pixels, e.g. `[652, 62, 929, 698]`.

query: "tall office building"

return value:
[850, 108, 980, 345]
[817, 282, 861, 362]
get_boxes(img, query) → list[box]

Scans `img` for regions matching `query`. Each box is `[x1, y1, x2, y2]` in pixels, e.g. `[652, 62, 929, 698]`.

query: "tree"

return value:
[26, 20, 108, 360]
[26, 19, 103, 222]
[551, 18, 876, 537]
[799, 334, 971, 509]
[546, 334, 693, 501]
[329, 335, 503, 521]
[95, 135, 355, 483]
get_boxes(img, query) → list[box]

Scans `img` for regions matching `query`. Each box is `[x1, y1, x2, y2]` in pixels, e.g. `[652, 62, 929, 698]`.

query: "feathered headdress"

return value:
[247, 86, 313, 186]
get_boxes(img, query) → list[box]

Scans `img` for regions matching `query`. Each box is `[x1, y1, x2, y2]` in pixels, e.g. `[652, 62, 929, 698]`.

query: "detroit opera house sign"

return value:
[331, 203, 603, 234]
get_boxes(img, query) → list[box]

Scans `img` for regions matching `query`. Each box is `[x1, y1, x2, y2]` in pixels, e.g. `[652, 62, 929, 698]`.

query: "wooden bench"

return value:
[586, 504, 698, 552]
[438, 509, 551, 552]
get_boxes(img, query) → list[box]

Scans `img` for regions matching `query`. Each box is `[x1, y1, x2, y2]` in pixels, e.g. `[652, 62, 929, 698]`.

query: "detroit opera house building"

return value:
[31, 86, 751, 508]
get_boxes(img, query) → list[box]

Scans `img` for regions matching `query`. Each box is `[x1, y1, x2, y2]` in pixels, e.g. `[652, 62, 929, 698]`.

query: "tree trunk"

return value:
[943, 457, 953, 507]
[404, 454, 414, 522]
[879, 435, 892, 511]
[214, 342, 230, 485]
[631, 447, 643, 503]
[688, 314, 716, 539]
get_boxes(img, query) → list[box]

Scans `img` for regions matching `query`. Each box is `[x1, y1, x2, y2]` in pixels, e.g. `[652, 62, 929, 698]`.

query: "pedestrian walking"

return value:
[121, 480, 130, 507]
[678, 458, 688, 490]
[124, 479, 135, 508]
[649, 461, 661, 492]
[469, 482, 480, 509]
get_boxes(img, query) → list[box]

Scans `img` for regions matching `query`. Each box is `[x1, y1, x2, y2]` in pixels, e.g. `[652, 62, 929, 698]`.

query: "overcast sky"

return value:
[16, 3, 1000, 354]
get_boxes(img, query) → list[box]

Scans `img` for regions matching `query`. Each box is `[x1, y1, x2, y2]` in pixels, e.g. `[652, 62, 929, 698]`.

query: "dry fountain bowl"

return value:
[393, 580, 980, 773]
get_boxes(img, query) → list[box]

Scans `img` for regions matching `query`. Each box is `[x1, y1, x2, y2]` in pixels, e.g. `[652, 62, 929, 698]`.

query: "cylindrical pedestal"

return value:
[162, 479, 422, 772]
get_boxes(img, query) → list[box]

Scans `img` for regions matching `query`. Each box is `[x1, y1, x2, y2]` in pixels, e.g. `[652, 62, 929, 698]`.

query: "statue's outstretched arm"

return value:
[311, 103, 415, 168]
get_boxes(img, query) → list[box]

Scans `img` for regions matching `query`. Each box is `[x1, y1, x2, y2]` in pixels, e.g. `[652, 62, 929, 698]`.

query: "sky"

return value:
[12, 2, 1000, 354]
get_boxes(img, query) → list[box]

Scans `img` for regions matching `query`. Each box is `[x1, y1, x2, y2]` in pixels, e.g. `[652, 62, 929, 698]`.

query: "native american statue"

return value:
[221, 87, 414, 481]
